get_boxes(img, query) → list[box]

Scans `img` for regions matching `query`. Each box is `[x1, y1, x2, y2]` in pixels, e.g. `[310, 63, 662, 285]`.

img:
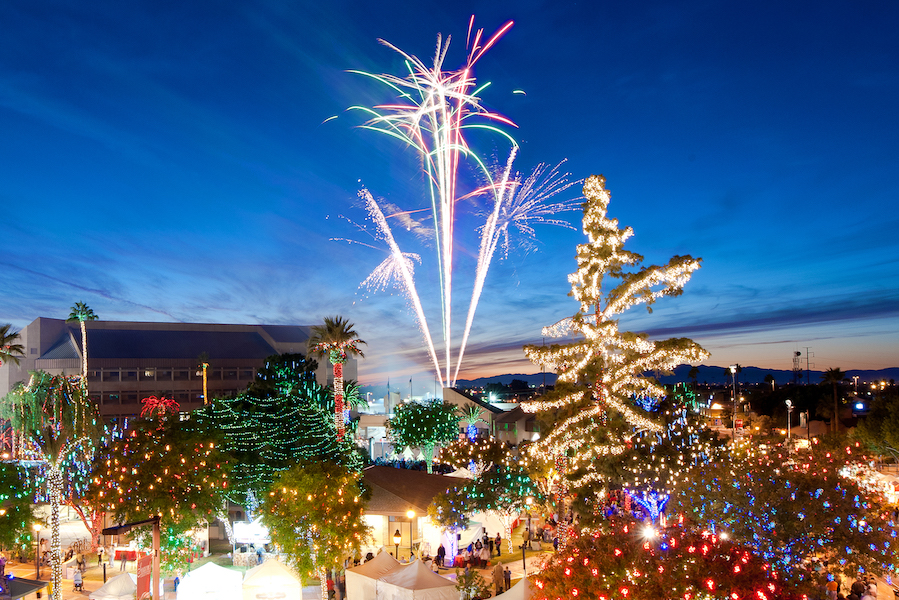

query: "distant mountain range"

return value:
[455, 365, 899, 387]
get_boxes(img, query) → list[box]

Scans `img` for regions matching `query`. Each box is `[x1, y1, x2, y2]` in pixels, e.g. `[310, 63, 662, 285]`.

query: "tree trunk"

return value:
[423, 444, 435, 474]
[334, 362, 345, 441]
[49, 466, 63, 600]
[318, 567, 329, 600]
[69, 503, 104, 550]
[80, 320, 88, 380]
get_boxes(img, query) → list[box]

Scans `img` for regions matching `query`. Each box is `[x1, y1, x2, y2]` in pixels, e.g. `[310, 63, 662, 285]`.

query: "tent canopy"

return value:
[177, 562, 242, 600]
[89, 573, 137, 600]
[494, 577, 534, 600]
[346, 549, 401, 600]
[242, 559, 302, 600]
[374, 559, 456, 600]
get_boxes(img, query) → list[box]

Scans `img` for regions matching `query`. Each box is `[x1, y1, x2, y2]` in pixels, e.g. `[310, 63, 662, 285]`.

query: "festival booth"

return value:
[176, 562, 242, 600]
[346, 549, 401, 600]
[493, 577, 534, 600]
[374, 559, 455, 600]
[242, 559, 302, 600]
[89, 573, 137, 600]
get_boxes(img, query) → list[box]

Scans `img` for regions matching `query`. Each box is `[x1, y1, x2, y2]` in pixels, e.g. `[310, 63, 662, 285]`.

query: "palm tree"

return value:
[462, 404, 485, 441]
[308, 316, 365, 441]
[0, 373, 99, 600]
[67, 302, 98, 385]
[821, 367, 847, 434]
[688, 366, 700, 390]
[0, 323, 25, 367]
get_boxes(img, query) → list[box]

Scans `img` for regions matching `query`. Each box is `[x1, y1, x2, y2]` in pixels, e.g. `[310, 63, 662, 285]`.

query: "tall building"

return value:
[0, 317, 354, 418]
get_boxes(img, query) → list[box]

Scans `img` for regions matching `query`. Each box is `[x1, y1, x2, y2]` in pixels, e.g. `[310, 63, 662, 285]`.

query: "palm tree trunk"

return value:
[333, 362, 345, 441]
[80, 320, 88, 380]
[49, 465, 63, 600]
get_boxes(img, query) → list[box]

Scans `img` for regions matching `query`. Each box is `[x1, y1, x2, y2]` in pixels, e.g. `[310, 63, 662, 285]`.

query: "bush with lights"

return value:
[670, 439, 895, 587]
[0, 461, 35, 552]
[534, 521, 791, 600]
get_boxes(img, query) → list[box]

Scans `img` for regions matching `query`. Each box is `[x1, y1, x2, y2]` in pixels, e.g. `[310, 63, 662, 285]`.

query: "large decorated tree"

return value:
[308, 316, 366, 442]
[438, 435, 509, 478]
[522, 174, 708, 505]
[463, 467, 542, 555]
[87, 403, 231, 574]
[192, 353, 362, 513]
[428, 485, 471, 560]
[387, 400, 460, 473]
[261, 461, 369, 600]
[0, 372, 100, 600]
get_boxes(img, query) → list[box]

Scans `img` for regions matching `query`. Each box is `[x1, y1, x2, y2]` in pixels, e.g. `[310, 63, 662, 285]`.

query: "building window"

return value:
[103, 370, 120, 382]
[224, 370, 238, 380]
[174, 370, 189, 381]
[122, 371, 137, 382]
[158, 369, 173, 380]
[142, 368, 155, 380]
[239, 369, 254, 380]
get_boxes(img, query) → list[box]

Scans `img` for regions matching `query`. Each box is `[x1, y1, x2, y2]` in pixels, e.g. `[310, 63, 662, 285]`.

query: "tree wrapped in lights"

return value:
[534, 523, 789, 600]
[428, 485, 471, 560]
[87, 410, 231, 574]
[261, 461, 369, 600]
[523, 174, 708, 499]
[308, 316, 366, 442]
[387, 400, 460, 473]
[192, 356, 361, 511]
[464, 467, 543, 555]
[670, 439, 894, 587]
[0, 372, 100, 600]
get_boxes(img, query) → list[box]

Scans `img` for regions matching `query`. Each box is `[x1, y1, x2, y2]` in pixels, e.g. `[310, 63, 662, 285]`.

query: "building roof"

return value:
[37, 320, 314, 361]
[362, 466, 457, 516]
[493, 405, 529, 424]
[445, 388, 503, 414]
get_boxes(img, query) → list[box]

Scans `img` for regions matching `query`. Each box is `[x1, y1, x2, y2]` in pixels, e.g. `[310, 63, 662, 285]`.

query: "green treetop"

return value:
[387, 400, 460, 473]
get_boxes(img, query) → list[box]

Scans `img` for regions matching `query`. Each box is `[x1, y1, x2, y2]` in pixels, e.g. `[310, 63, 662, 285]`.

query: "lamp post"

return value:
[785, 399, 793, 442]
[393, 529, 401, 559]
[33, 523, 41, 579]
[525, 497, 534, 550]
[406, 510, 415, 559]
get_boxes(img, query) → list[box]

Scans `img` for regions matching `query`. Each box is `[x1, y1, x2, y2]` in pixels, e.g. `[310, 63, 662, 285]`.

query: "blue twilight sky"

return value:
[1, 1, 897, 391]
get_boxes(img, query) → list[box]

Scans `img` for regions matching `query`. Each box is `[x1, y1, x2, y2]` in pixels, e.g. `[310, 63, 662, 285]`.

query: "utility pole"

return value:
[804, 347, 815, 385]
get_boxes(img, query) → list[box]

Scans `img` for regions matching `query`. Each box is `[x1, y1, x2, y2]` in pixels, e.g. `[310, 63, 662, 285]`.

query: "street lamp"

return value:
[393, 529, 401, 560]
[33, 523, 42, 579]
[406, 510, 415, 559]
[785, 399, 793, 442]
[525, 497, 534, 549]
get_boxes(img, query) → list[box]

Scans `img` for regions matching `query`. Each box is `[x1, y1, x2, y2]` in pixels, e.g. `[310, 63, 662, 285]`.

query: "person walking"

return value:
[492, 561, 504, 595]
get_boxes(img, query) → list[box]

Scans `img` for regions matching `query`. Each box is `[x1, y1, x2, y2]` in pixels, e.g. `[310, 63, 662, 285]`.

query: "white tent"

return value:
[493, 577, 534, 600]
[177, 562, 242, 600]
[89, 573, 137, 600]
[375, 559, 455, 600]
[346, 549, 401, 600]
[242, 559, 303, 600]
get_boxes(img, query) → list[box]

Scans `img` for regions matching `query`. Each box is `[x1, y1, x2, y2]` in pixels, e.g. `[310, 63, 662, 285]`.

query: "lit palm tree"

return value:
[67, 302, 98, 386]
[0, 373, 99, 600]
[308, 316, 366, 441]
[0, 323, 25, 367]
[462, 404, 485, 441]
[821, 367, 847, 434]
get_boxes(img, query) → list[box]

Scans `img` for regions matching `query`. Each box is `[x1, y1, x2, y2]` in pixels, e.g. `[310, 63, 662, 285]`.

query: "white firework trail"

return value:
[452, 157, 582, 384]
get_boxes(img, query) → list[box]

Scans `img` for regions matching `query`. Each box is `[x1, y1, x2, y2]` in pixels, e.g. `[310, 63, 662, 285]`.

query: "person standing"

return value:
[495, 533, 502, 557]
[504, 566, 511, 591]
[436, 544, 445, 568]
[492, 561, 504, 595]
[97, 544, 105, 567]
